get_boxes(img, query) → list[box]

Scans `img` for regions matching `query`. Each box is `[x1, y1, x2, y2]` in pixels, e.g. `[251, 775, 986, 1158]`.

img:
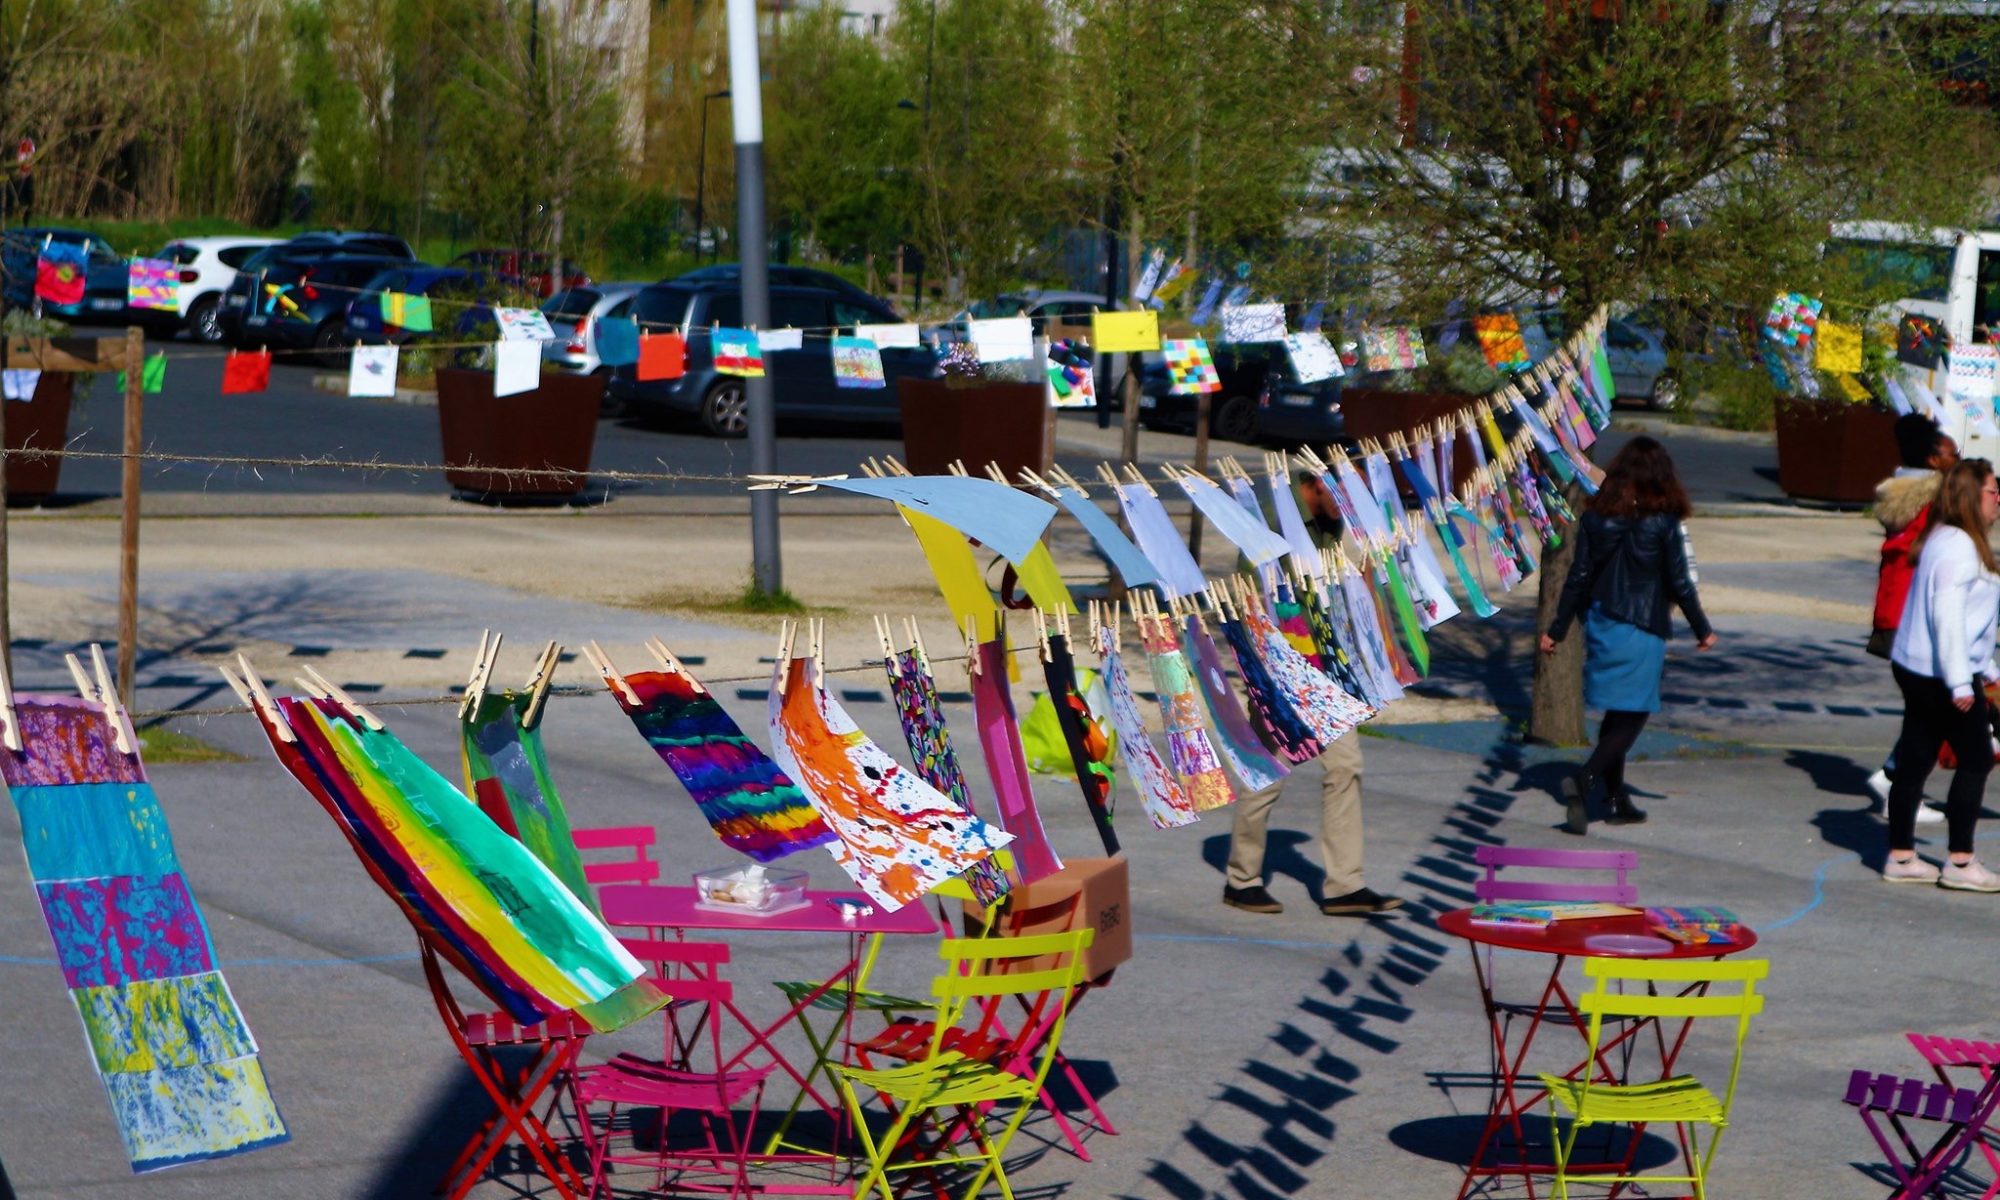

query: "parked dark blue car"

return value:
[343, 266, 472, 345]
[0, 227, 130, 320]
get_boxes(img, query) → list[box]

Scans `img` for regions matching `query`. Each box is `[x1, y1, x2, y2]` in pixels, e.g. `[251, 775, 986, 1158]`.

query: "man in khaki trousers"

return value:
[1222, 732, 1403, 916]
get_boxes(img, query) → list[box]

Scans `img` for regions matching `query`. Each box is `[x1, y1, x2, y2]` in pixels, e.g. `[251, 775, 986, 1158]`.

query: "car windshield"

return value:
[543, 288, 600, 318]
[965, 296, 1030, 319]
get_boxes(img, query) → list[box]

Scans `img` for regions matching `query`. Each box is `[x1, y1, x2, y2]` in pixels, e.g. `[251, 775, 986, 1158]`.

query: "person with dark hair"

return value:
[1883, 458, 2000, 889]
[1540, 436, 1716, 834]
[1866, 413, 1959, 821]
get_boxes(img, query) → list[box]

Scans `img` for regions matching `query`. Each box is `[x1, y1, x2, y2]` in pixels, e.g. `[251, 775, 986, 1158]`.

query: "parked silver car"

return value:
[541, 282, 647, 376]
[1604, 317, 1677, 409]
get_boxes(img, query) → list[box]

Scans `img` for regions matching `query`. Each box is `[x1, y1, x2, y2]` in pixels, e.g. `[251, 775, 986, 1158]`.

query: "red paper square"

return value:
[221, 350, 271, 395]
[638, 332, 686, 381]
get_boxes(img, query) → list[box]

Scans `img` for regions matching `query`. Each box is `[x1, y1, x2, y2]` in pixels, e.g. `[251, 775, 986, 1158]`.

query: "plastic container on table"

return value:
[693, 865, 809, 916]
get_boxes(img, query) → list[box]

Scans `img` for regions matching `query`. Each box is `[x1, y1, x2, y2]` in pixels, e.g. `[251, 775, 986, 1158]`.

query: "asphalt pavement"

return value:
[2, 368, 1952, 1200]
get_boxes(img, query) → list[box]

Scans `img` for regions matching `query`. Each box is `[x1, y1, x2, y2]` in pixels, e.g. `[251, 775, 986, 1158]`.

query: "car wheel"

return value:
[186, 296, 224, 344]
[312, 321, 350, 369]
[1648, 371, 1679, 411]
[1212, 394, 1257, 442]
[699, 380, 749, 438]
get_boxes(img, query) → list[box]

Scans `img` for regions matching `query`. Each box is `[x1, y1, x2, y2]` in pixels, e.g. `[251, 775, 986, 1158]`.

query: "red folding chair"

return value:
[420, 939, 593, 1200]
[573, 936, 773, 1198]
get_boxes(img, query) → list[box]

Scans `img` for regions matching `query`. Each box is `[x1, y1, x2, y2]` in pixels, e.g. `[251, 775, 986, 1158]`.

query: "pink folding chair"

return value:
[1907, 1033, 2000, 1198]
[573, 937, 773, 1198]
[572, 824, 662, 891]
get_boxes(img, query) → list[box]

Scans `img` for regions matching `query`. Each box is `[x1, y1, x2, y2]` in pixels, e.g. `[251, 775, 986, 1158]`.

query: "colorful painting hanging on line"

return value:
[1093, 624, 1199, 829]
[461, 691, 598, 912]
[2, 695, 290, 1173]
[611, 667, 836, 862]
[768, 657, 1013, 911]
[1164, 337, 1222, 395]
[1472, 314, 1529, 372]
[712, 326, 766, 377]
[1361, 326, 1426, 372]
[126, 259, 179, 312]
[35, 240, 86, 305]
[1762, 292, 1821, 349]
[1046, 340, 1095, 408]
[831, 336, 886, 389]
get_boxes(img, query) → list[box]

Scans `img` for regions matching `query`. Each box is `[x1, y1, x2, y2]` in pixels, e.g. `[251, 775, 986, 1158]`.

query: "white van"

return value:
[1827, 222, 2000, 453]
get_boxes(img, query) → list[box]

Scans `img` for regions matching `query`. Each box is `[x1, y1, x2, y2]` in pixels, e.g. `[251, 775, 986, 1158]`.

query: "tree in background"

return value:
[885, 0, 1066, 305]
[765, 5, 908, 267]
[1320, 0, 1990, 744]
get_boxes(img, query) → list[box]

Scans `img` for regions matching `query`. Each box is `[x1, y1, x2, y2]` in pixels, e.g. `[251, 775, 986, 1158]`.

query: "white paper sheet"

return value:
[347, 345, 398, 398]
[968, 316, 1034, 363]
[494, 339, 542, 397]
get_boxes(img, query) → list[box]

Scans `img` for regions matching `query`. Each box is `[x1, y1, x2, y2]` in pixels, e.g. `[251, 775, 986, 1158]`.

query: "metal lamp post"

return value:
[693, 88, 730, 263]
[725, 0, 780, 596]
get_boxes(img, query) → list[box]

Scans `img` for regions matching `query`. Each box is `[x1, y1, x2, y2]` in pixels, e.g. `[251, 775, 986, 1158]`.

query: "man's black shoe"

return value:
[1222, 884, 1284, 914]
[1320, 887, 1405, 916]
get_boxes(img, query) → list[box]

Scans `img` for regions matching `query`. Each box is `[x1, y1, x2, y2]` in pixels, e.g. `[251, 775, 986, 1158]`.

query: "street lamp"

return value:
[694, 88, 730, 263]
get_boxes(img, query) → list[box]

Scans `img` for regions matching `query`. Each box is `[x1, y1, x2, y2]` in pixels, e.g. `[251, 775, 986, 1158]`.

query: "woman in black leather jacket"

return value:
[1539, 436, 1717, 834]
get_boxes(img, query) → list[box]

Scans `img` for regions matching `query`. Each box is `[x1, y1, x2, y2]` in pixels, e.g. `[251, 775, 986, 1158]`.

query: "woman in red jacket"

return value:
[1868, 414, 1959, 822]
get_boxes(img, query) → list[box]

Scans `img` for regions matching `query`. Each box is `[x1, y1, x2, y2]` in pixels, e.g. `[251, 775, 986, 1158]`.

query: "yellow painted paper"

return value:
[1092, 309, 1162, 353]
[901, 506, 996, 641]
[1012, 540, 1076, 615]
[1834, 372, 1872, 404]
[1816, 322, 1863, 374]
[1479, 408, 1509, 460]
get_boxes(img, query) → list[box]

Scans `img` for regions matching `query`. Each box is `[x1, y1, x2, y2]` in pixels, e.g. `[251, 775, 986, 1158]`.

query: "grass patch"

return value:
[626, 581, 836, 618]
[137, 725, 246, 764]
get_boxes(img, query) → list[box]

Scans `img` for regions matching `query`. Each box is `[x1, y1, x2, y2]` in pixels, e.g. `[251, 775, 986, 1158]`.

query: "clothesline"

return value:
[117, 638, 1048, 724]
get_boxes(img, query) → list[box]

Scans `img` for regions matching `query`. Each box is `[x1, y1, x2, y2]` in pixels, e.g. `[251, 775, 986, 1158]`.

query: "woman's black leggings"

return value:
[1583, 710, 1651, 795]
[1889, 663, 1991, 855]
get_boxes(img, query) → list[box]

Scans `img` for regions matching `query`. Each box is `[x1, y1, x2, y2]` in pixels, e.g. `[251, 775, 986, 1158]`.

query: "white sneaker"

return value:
[1883, 856, 1942, 884]
[1869, 771, 1946, 823]
[1941, 860, 2000, 892]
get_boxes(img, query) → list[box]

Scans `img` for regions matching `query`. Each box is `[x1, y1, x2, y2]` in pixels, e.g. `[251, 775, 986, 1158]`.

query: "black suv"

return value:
[219, 232, 414, 344]
[608, 277, 936, 436]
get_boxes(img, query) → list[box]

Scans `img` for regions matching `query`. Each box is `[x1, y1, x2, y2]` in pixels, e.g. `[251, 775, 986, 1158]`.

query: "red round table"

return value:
[1436, 907, 1759, 1198]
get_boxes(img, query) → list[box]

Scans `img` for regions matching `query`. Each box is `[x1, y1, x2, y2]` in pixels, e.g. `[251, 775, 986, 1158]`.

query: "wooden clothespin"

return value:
[522, 640, 561, 729]
[223, 653, 294, 743]
[881, 455, 912, 477]
[1095, 462, 1122, 490]
[947, 459, 969, 478]
[1296, 445, 1328, 474]
[963, 615, 981, 677]
[1121, 462, 1156, 495]
[1048, 463, 1086, 492]
[808, 617, 826, 666]
[873, 614, 896, 661]
[858, 459, 884, 479]
[300, 666, 384, 732]
[904, 615, 928, 663]
[1017, 466, 1058, 496]
[582, 640, 642, 706]
[982, 461, 1009, 486]
[0, 646, 19, 752]
[745, 472, 828, 492]
[1106, 600, 1122, 647]
[1032, 608, 1051, 662]
[70, 645, 136, 755]
[458, 628, 501, 720]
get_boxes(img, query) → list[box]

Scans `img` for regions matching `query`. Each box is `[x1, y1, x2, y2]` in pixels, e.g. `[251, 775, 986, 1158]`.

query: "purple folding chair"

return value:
[1472, 844, 1639, 906]
[1843, 1068, 2000, 1199]
[1907, 1033, 2000, 1198]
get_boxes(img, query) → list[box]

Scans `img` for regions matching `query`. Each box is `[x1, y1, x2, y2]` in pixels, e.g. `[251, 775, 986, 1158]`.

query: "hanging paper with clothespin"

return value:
[968, 316, 1033, 363]
[638, 330, 687, 379]
[1091, 308, 1161, 352]
[855, 321, 920, 348]
[832, 336, 886, 389]
[757, 327, 804, 352]
[493, 306, 555, 341]
[594, 316, 639, 366]
[493, 339, 540, 397]
[712, 326, 766, 376]
[1163, 338, 1222, 394]
[347, 344, 398, 399]
[126, 258, 180, 312]
[220, 350, 270, 396]
[1171, 469, 1291, 565]
[380, 291, 433, 333]
[1152, 261, 1196, 307]
[1283, 330, 1343, 383]
[1218, 302, 1287, 345]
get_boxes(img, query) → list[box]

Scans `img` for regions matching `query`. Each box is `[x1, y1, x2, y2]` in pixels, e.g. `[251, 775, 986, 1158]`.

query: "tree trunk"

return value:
[1528, 481, 1588, 745]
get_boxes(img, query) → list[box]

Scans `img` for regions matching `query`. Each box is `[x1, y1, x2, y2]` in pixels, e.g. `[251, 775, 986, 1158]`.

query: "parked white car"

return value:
[541, 281, 646, 374]
[154, 236, 283, 343]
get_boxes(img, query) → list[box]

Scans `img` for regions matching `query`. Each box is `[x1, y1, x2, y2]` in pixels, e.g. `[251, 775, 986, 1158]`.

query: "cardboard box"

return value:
[965, 856, 1131, 982]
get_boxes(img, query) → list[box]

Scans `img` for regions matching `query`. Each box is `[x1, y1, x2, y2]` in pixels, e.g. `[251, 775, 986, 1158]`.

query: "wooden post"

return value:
[117, 327, 141, 709]
[1188, 390, 1212, 564]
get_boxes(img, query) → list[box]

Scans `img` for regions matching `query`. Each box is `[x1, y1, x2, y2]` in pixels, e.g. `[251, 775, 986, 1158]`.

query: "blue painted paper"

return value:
[1054, 486, 1159, 588]
[818, 476, 1055, 563]
[1174, 474, 1290, 564]
[594, 317, 639, 366]
[13, 781, 181, 880]
[1115, 483, 1208, 600]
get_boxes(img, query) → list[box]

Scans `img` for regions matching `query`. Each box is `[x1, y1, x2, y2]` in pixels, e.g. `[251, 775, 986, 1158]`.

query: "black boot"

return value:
[1560, 770, 1595, 836]
[1605, 787, 1649, 825]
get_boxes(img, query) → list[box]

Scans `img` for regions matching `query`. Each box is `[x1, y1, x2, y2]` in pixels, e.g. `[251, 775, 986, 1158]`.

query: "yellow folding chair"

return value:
[762, 854, 1013, 1155]
[834, 926, 1095, 1200]
[1541, 956, 1769, 1200]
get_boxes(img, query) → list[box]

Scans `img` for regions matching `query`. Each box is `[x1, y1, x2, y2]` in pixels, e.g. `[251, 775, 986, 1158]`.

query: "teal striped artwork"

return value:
[1, 695, 288, 1173]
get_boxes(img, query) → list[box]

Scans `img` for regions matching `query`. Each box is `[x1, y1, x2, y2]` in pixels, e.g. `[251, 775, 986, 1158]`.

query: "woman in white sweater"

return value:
[1886, 458, 2000, 889]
